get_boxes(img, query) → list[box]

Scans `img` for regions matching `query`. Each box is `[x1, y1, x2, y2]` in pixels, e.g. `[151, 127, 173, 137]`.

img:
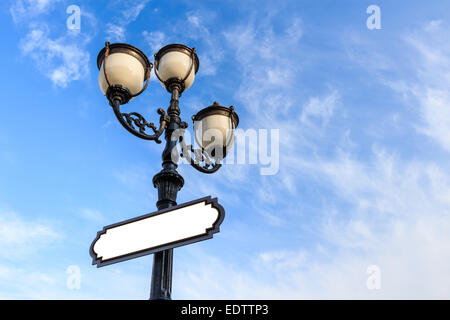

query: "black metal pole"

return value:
[150, 84, 184, 300]
[150, 249, 173, 299]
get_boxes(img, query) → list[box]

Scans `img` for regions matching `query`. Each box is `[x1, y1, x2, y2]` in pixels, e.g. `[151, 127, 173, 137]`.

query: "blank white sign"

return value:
[90, 196, 224, 267]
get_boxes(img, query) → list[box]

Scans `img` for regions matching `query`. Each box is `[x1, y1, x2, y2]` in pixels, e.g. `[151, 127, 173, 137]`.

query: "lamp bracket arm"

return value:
[178, 130, 221, 174]
[111, 99, 169, 143]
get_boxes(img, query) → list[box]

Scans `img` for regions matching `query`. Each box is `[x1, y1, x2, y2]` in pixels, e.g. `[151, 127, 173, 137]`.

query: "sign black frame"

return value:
[90, 196, 225, 267]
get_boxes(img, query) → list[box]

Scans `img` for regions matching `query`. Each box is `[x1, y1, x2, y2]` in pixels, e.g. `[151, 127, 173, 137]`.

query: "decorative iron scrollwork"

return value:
[122, 109, 158, 134]
[106, 85, 223, 173]
[111, 100, 169, 143]
[178, 132, 222, 174]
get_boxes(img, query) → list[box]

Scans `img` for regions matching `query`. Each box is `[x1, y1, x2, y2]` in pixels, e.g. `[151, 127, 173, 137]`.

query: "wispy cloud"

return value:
[78, 208, 106, 223]
[405, 23, 450, 151]
[122, 0, 149, 23]
[300, 89, 340, 129]
[19, 24, 90, 87]
[5, 1, 450, 300]
[170, 14, 450, 299]
[222, 14, 337, 196]
[105, 23, 126, 42]
[224, 16, 303, 117]
[418, 88, 450, 151]
[347, 20, 450, 153]
[0, 209, 60, 246]
[141, 9, 224, 76]
[10, 0, 62, 22]
[142, 30, 166, 54]
[0, 206, 147, 299]
[184, 10, 224, 76]
[106, 0, 150, 21]
[104, 0, 150, 42]
[11, 1, 94, 87]
[0, 207, 61, 262]
[174, 144, 450, 298]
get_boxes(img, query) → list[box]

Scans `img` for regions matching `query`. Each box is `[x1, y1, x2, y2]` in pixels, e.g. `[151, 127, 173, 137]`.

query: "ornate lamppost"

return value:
[96, 42, 239, 300]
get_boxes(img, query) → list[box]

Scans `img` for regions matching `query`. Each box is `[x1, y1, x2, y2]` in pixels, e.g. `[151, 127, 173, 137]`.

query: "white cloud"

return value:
[0, 260, 152, 299]
[403, 24, 450, 151]
[6, 2, 448, 300]
[0, 207, 61, 263]
[174, 145, 450, 299]
[142, 30, 166, 54]
[187, 15, 200, 27]
[184, 16, 450, 299]
[105, 23, 126, 42]
[184, 10, 224, 76]
[79, 208, 105, 223]
[344, 32, 394, 72]
[0, 203, 151, 299]
[0, 206, 148, 299]
[143, 9, 225, 77]
[418, 89, 450, 151]
[424, 20, 443, 32]
[10, 0, 61, 22]
[10, 1, 94, 88]
[300, 89, 339, 128]
[104, 0, 150, 42]
[113, 165, 154, 191]
[224, 17, 302, 116]
[19, 25, 90, 87]
[222, 15, 339, 201]
[122, 0, 149, 23]
[299, 147, 450, 215]
[0, 210, 60, 246]
[351, 21, 450, 152]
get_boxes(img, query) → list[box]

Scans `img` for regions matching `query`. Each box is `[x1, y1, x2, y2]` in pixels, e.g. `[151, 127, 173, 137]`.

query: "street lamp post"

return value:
[96, 42, 239, 300]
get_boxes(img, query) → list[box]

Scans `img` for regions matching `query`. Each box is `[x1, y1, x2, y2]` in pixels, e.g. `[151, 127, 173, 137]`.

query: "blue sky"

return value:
[1, 0, 450, 299]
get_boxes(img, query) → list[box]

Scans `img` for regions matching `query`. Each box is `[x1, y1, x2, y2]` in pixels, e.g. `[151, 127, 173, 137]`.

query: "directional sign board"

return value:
[90, 196, 225, 267]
